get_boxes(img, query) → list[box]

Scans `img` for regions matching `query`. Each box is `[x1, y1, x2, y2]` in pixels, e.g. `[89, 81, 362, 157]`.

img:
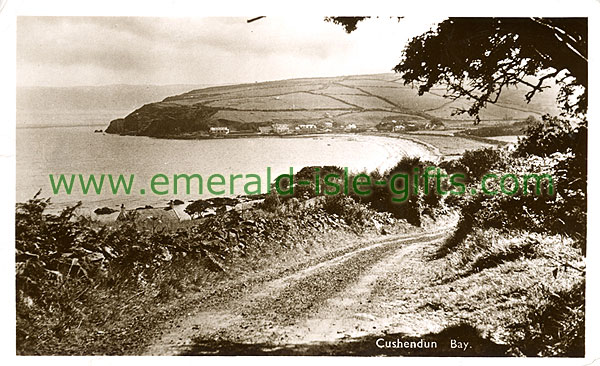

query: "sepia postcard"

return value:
[2, 0, 598, 363]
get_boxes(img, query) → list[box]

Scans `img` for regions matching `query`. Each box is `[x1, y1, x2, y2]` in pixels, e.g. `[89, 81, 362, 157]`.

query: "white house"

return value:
[258, 126, 273, 134]
[209, 127, 230, 136]
[272, 123, 290, 134]
[297, 124, 317, 132]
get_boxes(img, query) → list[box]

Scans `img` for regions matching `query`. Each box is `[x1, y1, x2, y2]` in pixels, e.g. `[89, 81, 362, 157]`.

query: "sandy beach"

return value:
[18, 127, 439, 216]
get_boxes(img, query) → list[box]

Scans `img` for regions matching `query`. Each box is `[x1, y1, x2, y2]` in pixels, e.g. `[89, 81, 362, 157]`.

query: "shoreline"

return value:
[110, 130, 443, 169]
[24, 132, 440, 216]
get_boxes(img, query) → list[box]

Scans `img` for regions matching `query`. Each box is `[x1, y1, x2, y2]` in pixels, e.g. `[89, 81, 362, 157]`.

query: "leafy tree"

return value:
[328, 17, 587, 121]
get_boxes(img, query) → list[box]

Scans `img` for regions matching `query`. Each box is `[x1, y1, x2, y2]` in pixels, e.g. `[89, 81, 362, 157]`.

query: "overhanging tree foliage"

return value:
[324, 16, 403, 33]
[324, 16, 370, 33]
[327, 17, 587, 121]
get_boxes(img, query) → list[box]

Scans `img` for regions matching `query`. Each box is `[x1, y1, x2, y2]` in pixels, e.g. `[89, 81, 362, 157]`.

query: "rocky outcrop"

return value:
[105, 102, 219, 137]
[94, 207, 118, 215]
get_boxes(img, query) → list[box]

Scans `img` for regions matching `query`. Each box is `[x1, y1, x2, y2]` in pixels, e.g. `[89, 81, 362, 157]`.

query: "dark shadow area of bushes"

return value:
[507, 280, 585, 357]
[434, 115, 587, 259]
[265, 159, 448, 228]
[184, 323, 509, 356]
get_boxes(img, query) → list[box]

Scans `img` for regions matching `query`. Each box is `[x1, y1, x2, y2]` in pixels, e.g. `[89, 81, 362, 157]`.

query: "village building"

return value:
[209, 127, 230, 136]
[272, 123, 290, 134]
[258, 126, 273, 134]
[297, 124, 317, 133]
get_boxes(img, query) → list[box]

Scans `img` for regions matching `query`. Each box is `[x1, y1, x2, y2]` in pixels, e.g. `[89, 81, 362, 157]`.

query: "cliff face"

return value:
[105, 102, 219, 137]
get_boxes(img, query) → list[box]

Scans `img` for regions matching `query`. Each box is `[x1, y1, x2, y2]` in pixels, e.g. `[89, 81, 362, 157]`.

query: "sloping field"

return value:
[106, 73, 561, 137]
[338, 78, 403, 87]
[312, 84, 368, 95]
[206, 92, 356, 110]
[213, 110, 349, 124]
[326, 94, 398, 110]
[354, 86, 450, 111]
[424, 95, 558, 120]
[332, 111, 425, 127]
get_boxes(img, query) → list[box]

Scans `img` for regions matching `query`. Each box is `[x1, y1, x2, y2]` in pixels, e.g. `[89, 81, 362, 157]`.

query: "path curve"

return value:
[145, 221, 456, 356]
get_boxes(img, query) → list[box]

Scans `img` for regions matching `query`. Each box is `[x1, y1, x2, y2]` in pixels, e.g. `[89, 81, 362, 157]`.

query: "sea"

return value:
[16, 122, 428, 213]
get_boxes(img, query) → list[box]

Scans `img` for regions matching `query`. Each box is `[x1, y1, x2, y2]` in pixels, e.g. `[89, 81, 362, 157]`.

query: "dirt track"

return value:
[145, 221, 461, 356]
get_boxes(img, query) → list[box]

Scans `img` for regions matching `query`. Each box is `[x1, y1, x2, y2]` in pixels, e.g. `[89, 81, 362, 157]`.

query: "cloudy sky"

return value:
[17, 16, 446, 87]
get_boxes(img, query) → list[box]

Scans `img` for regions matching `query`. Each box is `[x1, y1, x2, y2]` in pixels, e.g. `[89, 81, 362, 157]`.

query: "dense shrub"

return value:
[437, 113, 587, 256]
[323, 195, 372, 227]
[432, 114, 587, 357]
[261, 192, 282, 212]
[361, 157, 452, 225]
[272, 162, 445, 227]
[438, 153, 585, 255]
[508, 280, 585, 357]
[515, 114, 586, 158]
[15, 196, 238, 354]
[440, 147, 507, 184]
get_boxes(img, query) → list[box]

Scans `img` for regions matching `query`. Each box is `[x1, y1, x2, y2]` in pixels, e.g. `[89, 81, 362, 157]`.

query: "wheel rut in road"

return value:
[145, 226, 454, 355]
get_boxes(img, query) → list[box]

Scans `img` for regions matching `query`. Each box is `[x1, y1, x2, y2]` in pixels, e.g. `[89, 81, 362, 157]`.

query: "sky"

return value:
[16, 16, 447, 87]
